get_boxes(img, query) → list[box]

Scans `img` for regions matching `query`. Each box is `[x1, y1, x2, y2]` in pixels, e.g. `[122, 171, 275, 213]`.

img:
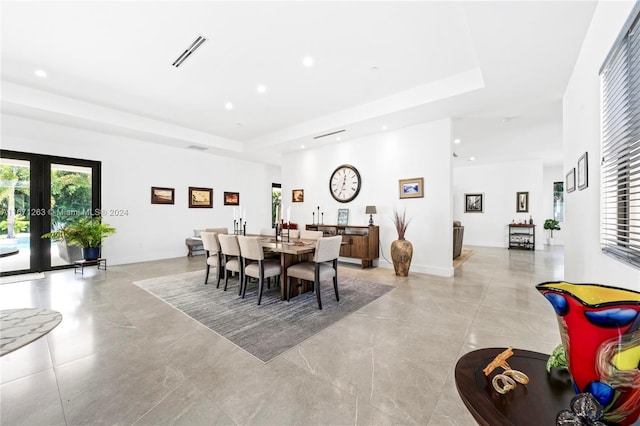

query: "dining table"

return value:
[259, 237, 317, 300]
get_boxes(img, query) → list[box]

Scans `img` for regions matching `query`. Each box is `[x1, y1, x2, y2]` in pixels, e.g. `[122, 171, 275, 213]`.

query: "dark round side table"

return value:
[455, 347, 575, 426]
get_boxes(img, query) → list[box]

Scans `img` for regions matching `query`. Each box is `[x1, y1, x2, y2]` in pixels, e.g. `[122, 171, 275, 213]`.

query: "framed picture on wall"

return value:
[151, 187, 175, 204]
[223, 192, 239, 206]
[566, 168, 576, 193]
[292, 189, 304, 202]
[337, 208, 349, 225]
[398, 177, 424, 199]
[189, 187, 213, 208]
[577, 152, 588, 190]
[516, 191, 529, 213]
[464, 193, 484, 213]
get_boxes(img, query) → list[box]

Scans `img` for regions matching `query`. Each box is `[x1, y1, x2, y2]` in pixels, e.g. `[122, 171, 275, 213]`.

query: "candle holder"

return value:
[287, 222, 291, 242]
[312, 212, 315, 225]
[243, 222, 246, 236]
[321, 212, 324, 225]
[233, 219, 237, 235]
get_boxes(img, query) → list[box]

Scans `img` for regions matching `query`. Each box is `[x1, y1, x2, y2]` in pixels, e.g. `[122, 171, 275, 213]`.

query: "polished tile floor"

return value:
[0, 246, 564, 425]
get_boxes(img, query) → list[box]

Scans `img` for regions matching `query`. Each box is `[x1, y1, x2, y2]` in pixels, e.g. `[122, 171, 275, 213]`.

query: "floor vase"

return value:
[391, 239, 412, 277]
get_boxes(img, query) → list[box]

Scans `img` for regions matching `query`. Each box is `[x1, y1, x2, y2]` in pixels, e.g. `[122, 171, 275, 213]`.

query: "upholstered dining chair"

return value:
[299, 229, 323, 240]
[237, 236, 281, 305]
[218, 234, 243, 293]
[286, 235, 342, 309]
[200, 231, 222, 287]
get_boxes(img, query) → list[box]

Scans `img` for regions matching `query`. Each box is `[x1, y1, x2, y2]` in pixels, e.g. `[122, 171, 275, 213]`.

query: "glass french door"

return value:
[0, 150, 101, 276]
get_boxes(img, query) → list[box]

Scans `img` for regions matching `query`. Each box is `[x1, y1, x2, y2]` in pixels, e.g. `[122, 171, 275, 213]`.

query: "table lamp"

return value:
[365, 205, 377, 226]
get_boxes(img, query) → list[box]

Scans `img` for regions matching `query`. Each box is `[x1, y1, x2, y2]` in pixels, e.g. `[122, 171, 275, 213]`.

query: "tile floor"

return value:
[0, 245, 564, 425]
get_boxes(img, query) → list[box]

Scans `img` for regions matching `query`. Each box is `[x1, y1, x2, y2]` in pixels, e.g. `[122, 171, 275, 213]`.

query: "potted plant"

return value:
[543, 219, 561, 245]
[43, 216, 115, 260]
[390, 208, 413, 276]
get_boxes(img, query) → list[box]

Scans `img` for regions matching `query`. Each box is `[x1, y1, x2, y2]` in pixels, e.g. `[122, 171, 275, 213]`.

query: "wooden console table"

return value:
[455, 347, 575, 425]
[306, 225, 379, 268]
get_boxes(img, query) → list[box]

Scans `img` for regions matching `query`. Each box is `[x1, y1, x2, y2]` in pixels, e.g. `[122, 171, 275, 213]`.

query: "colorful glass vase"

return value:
[536, 281, 640, 425]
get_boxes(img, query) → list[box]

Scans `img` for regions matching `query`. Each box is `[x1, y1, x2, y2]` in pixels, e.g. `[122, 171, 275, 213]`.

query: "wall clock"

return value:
[329, 164, 361, 203]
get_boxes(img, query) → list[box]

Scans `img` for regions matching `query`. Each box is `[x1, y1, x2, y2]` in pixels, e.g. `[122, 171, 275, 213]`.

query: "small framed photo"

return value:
[464, 193, 484, 213]
[151, 187, 175, 205]
[399, 177, 424, 199]
[566, 168, 576, 193]
[516, 191, 529, 213]
[337, 208, 349, 226]
[292, 189, 304, 202]
[189, 187, 213, 208]
[577, 152, 588, 190]
[224, 192, 239, 206]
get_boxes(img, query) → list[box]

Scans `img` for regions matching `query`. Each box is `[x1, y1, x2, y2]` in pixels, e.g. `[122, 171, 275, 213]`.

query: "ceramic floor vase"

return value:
[536, 281, 640, 425]
[390, 239, 412, 277]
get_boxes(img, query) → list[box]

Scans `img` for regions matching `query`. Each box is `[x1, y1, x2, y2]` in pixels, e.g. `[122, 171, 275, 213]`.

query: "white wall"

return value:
[542, 165, 564, 245]
[282, 119, 454, 277]
[1, 114, 280, 265]
[453, 160, 544, 249]
[563, 0, 640, 290]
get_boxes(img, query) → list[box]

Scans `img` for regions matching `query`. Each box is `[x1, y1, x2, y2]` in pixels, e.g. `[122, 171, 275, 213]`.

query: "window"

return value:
[271, 183, 281, 228]
[553, 181, 564, 222]
[601, 4, 640, 267]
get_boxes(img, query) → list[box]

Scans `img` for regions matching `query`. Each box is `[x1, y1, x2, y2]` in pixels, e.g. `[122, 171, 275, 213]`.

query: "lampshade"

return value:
[365, 205, 377, 214]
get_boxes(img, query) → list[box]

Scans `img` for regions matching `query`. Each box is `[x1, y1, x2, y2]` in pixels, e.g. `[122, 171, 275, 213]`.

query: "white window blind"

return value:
[601, 4, 640, 267]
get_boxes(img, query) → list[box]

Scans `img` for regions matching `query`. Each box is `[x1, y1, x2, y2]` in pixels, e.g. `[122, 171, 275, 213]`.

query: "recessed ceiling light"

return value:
[301, 144, 305, 149]
[236, 123, 242, 126]
[302, 56, 314, 67]
[256, 84, 266, 94]
[381, 125, 388, 130]
[225, 102, 233, 110]
[469, 157, 476, 161]
[454, 138, 461, 144]
[336, 136, 341, 141]
[34, 69, 47, 78]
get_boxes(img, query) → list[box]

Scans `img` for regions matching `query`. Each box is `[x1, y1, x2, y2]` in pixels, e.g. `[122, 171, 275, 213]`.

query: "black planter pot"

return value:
[82, 247, 101, 261]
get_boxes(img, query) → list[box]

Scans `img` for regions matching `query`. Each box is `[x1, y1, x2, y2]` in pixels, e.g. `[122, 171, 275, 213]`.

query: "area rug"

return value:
[0, 308, 62, 356]
[453, 249, 476, 268]
[134, 271, 394, 362]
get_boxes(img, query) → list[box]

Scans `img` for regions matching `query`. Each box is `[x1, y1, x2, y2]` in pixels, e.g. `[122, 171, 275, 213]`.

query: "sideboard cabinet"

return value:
[306, 224, 379, 268]
[508, 224, 535, 251]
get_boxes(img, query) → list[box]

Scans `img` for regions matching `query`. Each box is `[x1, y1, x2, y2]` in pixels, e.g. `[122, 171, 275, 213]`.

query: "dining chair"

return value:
[200, 231, 222, 287]
[217, 234, 243, 293]
[286, 235, 342, 309]
[299, 229, 323, 239]
[237, 236, 281, 305]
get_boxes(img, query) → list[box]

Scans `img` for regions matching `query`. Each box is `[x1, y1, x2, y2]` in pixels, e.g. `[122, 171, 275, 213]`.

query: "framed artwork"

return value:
[292, 189, 304, 202]
[224, 191, 239, 206]
[399, 177, 424, 199]
[566, 168, 576, 193]
[337, 208, 349, 225]
[188, 187, 213, 208]
[464, 193, 484, 213]
[151, 187, 175, 204]
[578, 152, 588, 190]
[516, 191, 529, 213]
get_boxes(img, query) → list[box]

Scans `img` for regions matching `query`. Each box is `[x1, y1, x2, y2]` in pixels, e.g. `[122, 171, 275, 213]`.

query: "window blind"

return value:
[601, 5, 640, 267]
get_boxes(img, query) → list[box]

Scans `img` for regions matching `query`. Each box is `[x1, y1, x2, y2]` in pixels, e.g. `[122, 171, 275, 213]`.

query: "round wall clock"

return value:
[329, 164, 361, 203]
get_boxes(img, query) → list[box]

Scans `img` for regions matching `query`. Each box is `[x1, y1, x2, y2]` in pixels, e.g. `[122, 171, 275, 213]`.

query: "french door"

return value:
[0, 150, 101, 276]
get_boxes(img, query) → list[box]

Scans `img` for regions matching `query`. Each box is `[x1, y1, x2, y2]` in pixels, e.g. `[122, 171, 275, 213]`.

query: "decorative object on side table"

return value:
[365, 205, 377, 225]
[390, 208, 412, 277]
[42, 216, 116, 260]
[536, 281, 640, 425]
[546, 344, 568, 373]
[556, 393, 606, 426]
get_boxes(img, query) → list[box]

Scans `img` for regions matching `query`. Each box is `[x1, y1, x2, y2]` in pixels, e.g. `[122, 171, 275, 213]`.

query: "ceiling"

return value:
[1, 1, 597, 167]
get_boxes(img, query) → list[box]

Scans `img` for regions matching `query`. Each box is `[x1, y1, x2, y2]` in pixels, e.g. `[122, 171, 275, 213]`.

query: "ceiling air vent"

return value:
[187, 145, 208, 151]
[313, 129, 346, 140]
[172, 35, 208, 68]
